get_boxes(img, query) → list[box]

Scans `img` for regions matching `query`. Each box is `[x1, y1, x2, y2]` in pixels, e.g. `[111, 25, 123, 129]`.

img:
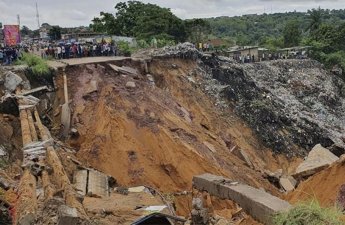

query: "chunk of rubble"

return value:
[87, 170, 109, 198]
[232, 149, 254, 169]
[4, 71, 23, 92]
[128, 186, 147, 193]
[293, 144, 339, 179]
[108, 64, 139, 76]
[57, 205, 78, 225]
[84, 80, 98, 96]
[126, 81, 136, 88]
[279, 176, 297, 192]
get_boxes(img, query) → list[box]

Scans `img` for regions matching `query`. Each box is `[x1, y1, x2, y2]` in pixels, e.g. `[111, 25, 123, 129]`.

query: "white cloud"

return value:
[0, 0, 344, 29]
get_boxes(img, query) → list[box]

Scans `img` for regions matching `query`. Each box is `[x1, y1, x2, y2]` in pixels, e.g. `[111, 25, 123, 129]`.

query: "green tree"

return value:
[90, 12, 116, 34]
[283, 20, 301, 47]
[20, 26, 31, 36]
[48, 26, 62, 40]
[308, 7, 322, 32]
[185, 19, 211, 43]
[91, 1, 186, 42]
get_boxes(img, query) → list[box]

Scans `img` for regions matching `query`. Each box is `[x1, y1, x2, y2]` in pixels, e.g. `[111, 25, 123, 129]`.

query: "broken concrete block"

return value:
[280, 176, 297, 192]
[109, 64, 139, 76]
[87, 170, 109, 198]
[57, 205, 78, 225]
[293, 144, 339, 179]
[73, 170, 88, 196]
[4, 71, 23, 92]
[126, 81, 136, 88]
[193, 173, 291, 225]
[128, 186, 147, 193]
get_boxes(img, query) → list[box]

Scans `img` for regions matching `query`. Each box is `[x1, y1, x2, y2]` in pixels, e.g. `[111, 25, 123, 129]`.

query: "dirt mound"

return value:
[286, 160, 345, 207]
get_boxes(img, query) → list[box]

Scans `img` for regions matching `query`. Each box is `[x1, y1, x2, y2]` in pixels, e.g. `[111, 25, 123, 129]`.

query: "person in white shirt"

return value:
[57, 46, 62, 59]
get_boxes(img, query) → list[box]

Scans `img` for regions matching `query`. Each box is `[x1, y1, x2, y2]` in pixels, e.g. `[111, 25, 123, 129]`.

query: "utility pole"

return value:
[17, 14, 20, 27]
[36, 2, 40, 29]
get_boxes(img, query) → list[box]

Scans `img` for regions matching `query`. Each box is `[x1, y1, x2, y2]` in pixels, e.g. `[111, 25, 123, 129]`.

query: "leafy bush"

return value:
[324, 51, 345, 70]
[137, 39, 150, 49]
[273, 199, 343, 225]
[117, 41, 135, 57]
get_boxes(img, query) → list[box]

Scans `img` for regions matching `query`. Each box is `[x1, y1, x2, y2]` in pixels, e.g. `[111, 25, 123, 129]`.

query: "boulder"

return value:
[4, 71, 23, 92]
[293, 144, 339, 179]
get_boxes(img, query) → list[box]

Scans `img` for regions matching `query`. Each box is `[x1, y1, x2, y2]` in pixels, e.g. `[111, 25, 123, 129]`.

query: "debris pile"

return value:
[199, 58, 345, 156]
[152, 42, 202, 59]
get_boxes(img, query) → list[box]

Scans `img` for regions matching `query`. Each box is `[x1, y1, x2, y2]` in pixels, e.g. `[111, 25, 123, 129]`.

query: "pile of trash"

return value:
[199, 58, 345, 156]
[152, 42, 202, 59]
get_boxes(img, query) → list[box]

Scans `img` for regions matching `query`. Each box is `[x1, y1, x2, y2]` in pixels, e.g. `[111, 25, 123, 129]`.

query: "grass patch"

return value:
[273, 199, 343, 225]
[19, 53, 50, 76]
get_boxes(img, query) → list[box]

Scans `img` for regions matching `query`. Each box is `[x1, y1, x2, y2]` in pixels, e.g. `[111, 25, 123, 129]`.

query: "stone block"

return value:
[73, 170, 88, 196]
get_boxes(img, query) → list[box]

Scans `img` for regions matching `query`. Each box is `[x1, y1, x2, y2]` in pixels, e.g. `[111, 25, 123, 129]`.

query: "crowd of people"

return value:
[0, 47, 26, 65]
[0, 42, 119, 65]
[39, 42, 118, 59]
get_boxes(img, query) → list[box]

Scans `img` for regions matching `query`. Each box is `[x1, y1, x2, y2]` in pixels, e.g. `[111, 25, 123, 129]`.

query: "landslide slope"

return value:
[60, 59, 283, 197]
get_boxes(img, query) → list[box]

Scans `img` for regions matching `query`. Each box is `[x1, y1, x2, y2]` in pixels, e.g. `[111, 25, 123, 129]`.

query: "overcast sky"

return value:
[0, 0, 344, 29]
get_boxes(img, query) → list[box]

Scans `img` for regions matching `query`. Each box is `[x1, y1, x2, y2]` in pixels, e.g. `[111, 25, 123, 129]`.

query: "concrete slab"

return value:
[48, 57, 130, 69]
[73, 170, 88, 196]
[279, 176, 296, 192]
[193, 173, 291, 225]
[293, 144, 339, 179]
[108, 64, 139, 76]
[21, 86, 49, 96]
[87, 170, 109, 198]
[57, 205, 78, 225]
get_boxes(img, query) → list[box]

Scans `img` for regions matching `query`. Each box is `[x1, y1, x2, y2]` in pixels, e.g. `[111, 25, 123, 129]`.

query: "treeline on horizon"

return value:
[89, 2, 345, 78]
[19, 1, 345, 79]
